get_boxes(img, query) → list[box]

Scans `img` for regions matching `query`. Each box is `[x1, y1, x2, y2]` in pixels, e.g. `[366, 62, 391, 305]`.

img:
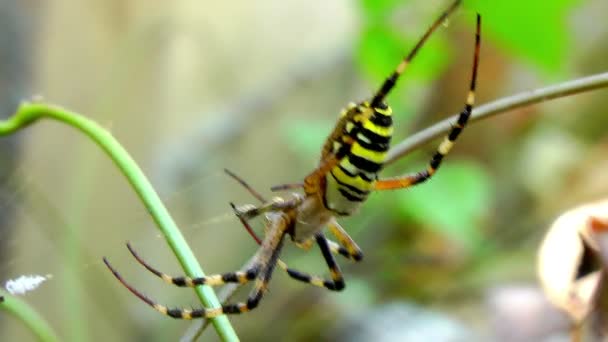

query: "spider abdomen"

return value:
[324, 105, 393, 215]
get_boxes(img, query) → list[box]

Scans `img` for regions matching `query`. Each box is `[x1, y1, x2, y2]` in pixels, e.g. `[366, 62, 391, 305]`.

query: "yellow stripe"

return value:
[362, 119, 393, 137]
[182, 310, 193, 319]
[205, 275, 224, 286]
[374, 106, 392, 116]
[206, 308, 222, 318]
[467, 90, 475, 105]
[438, 138, 454, 154]
[351, 143, 387, 164]
[332, 164, 373, 193]
[310, 278, 325, 287]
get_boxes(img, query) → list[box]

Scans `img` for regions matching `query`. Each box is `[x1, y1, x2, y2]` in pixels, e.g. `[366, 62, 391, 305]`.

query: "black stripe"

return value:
[359, 127, 391, 145]
[370, 112, 393, 127]
[315, 235, 345, 291]
[374, 101, 388, 110]
[222, 304, 243, 314]
[457, 106, 471, 126]
[222, 273, 238, 282]
[371, 74, 397, 107]
[330, 170, 370, 196]
[245, 268, 258, 280]
[190, 310, 204, 318]
[348, 154, 383, 173]
[412, 171, 431, 185]
[286, 269, 312, 282]
[167, 308, 186, 318]
[171, 277, 188, 286]
[337, 164, 375, 183]
[356, 135, 390, 152]
[429, 152, 444, 169]
[448, 126, 462, 141]
[247, 295, 262, 310]
[338, 188, 366, 202]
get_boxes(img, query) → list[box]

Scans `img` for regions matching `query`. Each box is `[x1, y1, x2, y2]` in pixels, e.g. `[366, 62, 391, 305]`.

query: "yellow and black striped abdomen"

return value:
[324, 103, 393, 216]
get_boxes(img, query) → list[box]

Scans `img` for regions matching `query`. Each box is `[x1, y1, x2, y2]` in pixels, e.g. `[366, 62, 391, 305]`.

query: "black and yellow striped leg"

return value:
[234, 204, 357, 263]
[103, 212, 291, 319]
[220, 230, 286, 315]
[375, 14, 481, 191]
[327, 220, 363, 261]
[233, 211, 347, 290]
[370, 0, 462, 108]
[124, 242, 259, 287]
[282, 233, 345, 291]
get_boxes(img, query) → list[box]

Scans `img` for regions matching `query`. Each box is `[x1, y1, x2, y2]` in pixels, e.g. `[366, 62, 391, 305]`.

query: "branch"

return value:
[386, 72, 608, 165]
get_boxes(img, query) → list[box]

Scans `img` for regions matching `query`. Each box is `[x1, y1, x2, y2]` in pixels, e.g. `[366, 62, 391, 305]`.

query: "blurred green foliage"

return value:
[467, 0, 580, 73]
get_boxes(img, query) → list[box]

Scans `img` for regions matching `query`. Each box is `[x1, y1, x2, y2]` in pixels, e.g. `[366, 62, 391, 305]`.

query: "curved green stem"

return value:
[0, 291, 61, 342]
[0, 102, 239, 341]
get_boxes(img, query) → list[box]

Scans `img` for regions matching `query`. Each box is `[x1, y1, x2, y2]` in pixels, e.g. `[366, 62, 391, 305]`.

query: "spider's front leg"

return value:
[375, 14, 481, 191]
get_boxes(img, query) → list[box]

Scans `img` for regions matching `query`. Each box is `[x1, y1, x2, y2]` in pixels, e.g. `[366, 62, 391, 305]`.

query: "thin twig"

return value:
[385, 72, 608, 165]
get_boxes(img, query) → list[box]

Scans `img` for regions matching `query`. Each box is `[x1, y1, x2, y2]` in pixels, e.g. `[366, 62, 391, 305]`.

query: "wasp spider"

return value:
[104, 0, 481, 319]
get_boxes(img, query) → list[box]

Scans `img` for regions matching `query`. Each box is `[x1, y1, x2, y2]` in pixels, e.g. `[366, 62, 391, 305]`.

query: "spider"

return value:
[103, 0, 481, 319]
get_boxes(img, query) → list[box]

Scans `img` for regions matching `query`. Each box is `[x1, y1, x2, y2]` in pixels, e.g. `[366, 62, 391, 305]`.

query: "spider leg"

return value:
[327, 219, 363, 261]
[234, 204, 355, 262]
[103, 212, 291, 319]
[224, 168, 266, 202]
[235, 215, 348, 291]
[375, 14, 481, 191]
[231, 196, 303, 221]
[225, 168, 303, 220]
[270, 183, 304, 192]
[370, 0, 461, 108]
[125, 242, 259, 287]
[281, 233, 345, 291]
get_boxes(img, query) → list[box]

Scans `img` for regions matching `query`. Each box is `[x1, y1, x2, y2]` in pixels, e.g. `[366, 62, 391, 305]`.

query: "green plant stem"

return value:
[0, 291, 61, 342]
[386, 71, 608, 165]
[0, 102, 239, 342]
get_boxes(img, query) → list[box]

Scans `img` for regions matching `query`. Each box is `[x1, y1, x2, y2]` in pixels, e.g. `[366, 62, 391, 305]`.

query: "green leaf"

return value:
[466, 0, 579, 72]
[395, 160, 492, 250]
